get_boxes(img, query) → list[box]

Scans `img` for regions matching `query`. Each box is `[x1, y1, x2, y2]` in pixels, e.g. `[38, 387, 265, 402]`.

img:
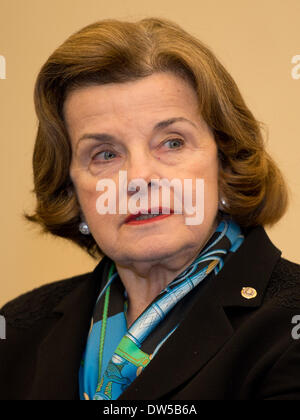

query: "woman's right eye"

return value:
[92, 150, 117, 162]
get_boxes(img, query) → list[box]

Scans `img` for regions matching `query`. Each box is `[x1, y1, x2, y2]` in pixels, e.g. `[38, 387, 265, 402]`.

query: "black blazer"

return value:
[1, 225, 300, 400]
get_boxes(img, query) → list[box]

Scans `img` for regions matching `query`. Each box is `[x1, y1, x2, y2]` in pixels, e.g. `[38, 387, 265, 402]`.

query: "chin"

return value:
[116, 240, 192, 265]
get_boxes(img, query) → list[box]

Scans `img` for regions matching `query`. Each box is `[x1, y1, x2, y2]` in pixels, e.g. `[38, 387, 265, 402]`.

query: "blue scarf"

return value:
[79, 217, 244, 400]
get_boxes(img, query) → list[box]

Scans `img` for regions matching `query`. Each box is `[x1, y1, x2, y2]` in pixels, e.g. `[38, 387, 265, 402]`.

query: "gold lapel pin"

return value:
[241, 287, 257, 300]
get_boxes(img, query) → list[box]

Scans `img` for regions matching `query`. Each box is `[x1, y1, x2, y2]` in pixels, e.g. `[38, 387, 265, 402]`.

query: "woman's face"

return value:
[64, 72, 220, 265]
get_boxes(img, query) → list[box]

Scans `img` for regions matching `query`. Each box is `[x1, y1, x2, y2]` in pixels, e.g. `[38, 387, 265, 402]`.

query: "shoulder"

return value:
[264, 257, 300, 309]
[0, 272, 92, 328]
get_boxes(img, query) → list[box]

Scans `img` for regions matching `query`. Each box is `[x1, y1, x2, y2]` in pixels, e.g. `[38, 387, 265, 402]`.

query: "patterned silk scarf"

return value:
[79, 217, 244, 400]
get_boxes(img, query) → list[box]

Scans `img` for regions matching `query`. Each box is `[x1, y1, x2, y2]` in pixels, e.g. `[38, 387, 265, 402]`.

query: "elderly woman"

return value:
[1, 17, 300, 401]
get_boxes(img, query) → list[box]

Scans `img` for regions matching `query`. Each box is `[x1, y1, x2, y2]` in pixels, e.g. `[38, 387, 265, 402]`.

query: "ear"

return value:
[66, 177, 77, 198]
[67, 185, 74, 198]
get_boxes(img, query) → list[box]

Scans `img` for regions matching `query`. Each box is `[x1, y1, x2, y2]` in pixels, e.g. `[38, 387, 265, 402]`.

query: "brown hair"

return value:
[25, 17, 289, 258]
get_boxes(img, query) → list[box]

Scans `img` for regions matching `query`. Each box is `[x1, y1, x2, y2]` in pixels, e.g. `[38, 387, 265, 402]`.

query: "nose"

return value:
[125, 148, 161, 194]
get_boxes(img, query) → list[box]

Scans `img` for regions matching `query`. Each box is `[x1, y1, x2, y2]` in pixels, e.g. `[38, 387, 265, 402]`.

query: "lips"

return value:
[124, 207, 174, 224]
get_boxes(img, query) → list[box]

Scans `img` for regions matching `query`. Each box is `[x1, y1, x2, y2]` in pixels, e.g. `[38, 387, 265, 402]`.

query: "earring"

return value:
[79, 221, 90, 235]
[219, 197, 227, 210]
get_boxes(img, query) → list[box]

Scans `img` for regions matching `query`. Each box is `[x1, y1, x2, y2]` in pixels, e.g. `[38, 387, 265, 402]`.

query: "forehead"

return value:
[63, 72, 202, 133]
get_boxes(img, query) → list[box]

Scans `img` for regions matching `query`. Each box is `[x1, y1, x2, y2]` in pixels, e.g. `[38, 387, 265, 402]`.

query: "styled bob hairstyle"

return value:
[26, 17, 289, 258]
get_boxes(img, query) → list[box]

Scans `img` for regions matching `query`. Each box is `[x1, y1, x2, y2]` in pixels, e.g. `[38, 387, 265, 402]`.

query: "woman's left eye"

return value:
[164, 138, 184, 149]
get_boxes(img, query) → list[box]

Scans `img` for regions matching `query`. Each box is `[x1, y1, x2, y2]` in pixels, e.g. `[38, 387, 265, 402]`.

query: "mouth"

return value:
[124, 207, 174, 225]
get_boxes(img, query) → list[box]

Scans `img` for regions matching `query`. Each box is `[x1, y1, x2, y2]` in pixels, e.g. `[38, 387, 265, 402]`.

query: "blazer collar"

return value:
[30, 225, 281, 400]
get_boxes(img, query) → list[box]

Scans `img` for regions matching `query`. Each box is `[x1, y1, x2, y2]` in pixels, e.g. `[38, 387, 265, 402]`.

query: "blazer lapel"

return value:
[29, 257, 109, 400]
[119, 226, 282, 400]
[119, 293, 233, 400]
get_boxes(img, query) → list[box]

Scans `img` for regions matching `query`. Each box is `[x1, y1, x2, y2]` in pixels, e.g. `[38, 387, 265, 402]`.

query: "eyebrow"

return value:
[77, 117, 198, 146]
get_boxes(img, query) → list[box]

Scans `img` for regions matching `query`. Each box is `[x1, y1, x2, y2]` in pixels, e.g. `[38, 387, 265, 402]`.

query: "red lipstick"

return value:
[124, 207, 174, 225]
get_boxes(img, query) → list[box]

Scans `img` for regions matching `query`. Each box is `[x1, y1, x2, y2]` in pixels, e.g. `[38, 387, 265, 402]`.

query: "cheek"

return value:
[71, 170, 99, 215]
[187, 151, 219, 213]
[186, 148, 219, 186]
[72, 172, 120, 233]
[203, 158, 219, 208]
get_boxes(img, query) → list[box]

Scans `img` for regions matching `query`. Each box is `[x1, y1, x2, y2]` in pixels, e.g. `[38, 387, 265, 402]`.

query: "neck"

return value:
[115, 232, 216, 328]
[117, 250, 200, 328]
